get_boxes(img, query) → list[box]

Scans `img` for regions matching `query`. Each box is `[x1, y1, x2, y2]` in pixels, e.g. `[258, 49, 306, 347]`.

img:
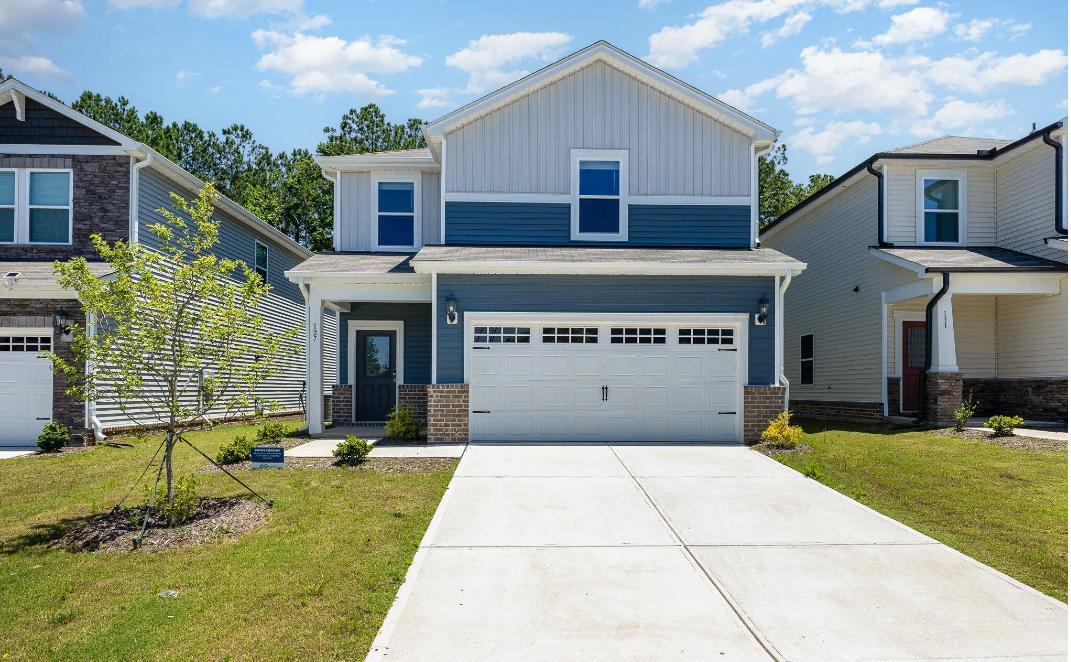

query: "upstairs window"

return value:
[254, 240, 268, 282]
[800, 334, 814, 386]
[0, 169, 72, 245]
[917, 171, 964, 244]
[373, 175, 421, 251]
[571, 149, 627, 241]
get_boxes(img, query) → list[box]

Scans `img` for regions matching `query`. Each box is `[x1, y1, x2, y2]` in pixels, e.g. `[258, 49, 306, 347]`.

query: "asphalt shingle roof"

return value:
[411, 245, 802, 266]
[874, 246, 1067, 272]
[287, 252, 416, 274]
[889, 136, 1013, 155]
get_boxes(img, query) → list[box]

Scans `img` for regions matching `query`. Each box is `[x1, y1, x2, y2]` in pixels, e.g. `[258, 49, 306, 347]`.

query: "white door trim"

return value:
[893, 311, 925, 413]
[347, 320, 405, 421]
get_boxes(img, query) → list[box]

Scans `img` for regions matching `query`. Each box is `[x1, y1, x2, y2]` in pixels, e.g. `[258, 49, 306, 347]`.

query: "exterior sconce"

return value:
[54, 308, 70, 335]
[754, 296, 770, 326]
[445, 296, 458, 325]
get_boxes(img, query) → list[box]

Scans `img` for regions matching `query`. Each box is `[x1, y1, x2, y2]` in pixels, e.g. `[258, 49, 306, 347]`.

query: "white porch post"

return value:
[930, 287, 959, 373]
[306, 287, 325, 434]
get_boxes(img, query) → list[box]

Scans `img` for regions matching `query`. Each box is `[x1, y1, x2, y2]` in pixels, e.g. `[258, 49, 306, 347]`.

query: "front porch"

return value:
[877, 249, 1067, 423]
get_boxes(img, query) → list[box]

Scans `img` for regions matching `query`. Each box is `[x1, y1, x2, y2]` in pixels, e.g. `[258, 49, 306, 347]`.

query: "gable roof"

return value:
[0, 77, 310, 259]
[422, 41, 778, 148]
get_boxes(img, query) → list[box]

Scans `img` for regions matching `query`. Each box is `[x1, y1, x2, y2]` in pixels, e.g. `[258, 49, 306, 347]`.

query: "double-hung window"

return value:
[254, 240, 268, 282]
[916, 171, 964, 244]
[372, 174, 421, 251]
[571, 149, 628, 241]
[0, 169, 72, 244]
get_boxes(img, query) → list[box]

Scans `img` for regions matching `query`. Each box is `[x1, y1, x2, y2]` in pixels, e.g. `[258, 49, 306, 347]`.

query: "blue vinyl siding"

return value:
[339, 303, 432, 385]
[435, 275, 776, 385]
[444, 201, 750, 247]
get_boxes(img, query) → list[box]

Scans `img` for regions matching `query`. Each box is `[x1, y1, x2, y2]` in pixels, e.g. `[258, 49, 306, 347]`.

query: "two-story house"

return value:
[0, 78, 337, 446]
[762, 122, 1068, 424]
[287, 41, 806, 444]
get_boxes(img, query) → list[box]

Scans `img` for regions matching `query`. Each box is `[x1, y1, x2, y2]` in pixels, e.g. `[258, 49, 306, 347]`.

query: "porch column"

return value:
[929, 287, 959, 373]
[305, 288, 325, 435]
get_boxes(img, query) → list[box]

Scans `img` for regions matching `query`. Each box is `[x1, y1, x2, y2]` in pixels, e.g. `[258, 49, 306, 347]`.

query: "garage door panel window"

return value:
[0, 335, 52, 352]
[542, 327, 598, 344]
[610, 327, 667, 344]
[473, 326, 531, 343]
[678, 328, 734, 345]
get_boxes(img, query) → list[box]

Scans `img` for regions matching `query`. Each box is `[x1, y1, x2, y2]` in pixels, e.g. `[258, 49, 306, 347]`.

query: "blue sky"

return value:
[3, 0, 1067, 178]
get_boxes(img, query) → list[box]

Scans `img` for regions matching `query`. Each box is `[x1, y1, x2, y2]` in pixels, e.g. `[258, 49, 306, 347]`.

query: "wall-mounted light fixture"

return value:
[53, 308, 70, 336]
[445, 296, 458, 325]
[754, 296, 770, 326]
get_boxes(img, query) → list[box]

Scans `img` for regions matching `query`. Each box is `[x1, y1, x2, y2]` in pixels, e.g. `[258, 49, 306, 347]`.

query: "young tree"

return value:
[758, 143, 835, 226]
[48, 183, 298, 499]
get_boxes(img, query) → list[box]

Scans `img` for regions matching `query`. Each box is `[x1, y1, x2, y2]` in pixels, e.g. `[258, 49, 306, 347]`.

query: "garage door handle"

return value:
[718, 348, 737, 352]
[472, 410, 491, 414]
[36, 417, 51, 420]
[717, 411, 736, 415]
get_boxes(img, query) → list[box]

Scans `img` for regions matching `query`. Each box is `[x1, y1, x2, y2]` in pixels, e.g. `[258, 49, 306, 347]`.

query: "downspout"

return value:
[916, 272, 950, 425]
[129, 150, 154, 243]
[85, 312, 105, 441]
[297, 277, 311, 425]
[866, 158, 892, 247]
[1041, 127, 1066, 236]
[777, 270, 793, 410]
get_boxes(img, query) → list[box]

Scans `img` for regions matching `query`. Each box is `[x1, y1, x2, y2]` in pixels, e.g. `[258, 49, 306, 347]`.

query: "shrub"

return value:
[952, 391, 978, 432]
[760, 411, 803, 449]
[216, 434, 254, 464]
[37, 421, 70, 452]
[385, 405, 423, 440]
[333, 435, 373, 465]
[151, 476, 199, 527]
[985, 415, 1024, 437]
[254, 420, 287, 443]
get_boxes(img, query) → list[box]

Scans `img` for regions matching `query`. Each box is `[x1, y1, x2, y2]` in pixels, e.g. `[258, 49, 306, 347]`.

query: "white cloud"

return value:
[1006, 21, 1031, 40]
[287, 12, 330, 30]
[208, 84, 222, 94]
[107, 0, 179, 8]
[639, 0, 670, 7]
[253, 32, 421, 97]
[953, 18, 995, 42]
[0, 0, 84, 44]
[0, 55, 71, 81]
[188, 0, 301, 18]
[910, 98, 1012, 136]
[446, 32, 572, 95]
[790, 120, 882, 162]
[865, 6, 952, 46]
[926, 49, 1068, 93]
[175, 68, 198, 85]
[417, 87, 451, 110]
[876, 0, 917, 7]
[760, 11, 811, 47]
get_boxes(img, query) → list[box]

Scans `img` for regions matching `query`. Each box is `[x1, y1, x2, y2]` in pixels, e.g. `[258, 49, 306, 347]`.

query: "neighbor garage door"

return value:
[467, 315, 744, 442]
[0, 331, 54, 446]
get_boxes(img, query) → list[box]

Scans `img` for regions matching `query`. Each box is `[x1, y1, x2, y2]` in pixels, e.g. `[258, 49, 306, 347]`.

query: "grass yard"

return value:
[0, 420, 455, 661]
[771, 419, 1067, 601]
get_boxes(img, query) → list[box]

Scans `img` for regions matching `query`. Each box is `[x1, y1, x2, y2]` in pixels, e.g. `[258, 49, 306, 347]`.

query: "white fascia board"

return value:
[283, 271, 430, 286]
[314, 153, 439, 173]
[0, 144, 130, 156]
[884, 277, 940, 304]
[423, 42, 777, 141]
[442, 192, 752, 206]
[0, 78, 139, 150]
[949, 272, 1064, 295]
[0, 285, 79, 299]
[411, 260, 805, 277]
[868, 247, 928, 277]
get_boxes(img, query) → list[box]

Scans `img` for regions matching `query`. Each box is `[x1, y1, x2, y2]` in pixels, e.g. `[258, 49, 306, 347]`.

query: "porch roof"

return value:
[409, 245, 806, 276]
[286, 252, 416, 277]
[1, 260, 114, 294]
[871, 247, 1067, 274]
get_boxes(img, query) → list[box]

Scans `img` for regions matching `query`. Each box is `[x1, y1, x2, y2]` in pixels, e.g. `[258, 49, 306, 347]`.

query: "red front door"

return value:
[901, 321, 926, 412]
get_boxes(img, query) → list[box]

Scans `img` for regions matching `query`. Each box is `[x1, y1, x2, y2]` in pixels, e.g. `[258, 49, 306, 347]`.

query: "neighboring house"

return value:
[762, 122, 1067, 424]
[0, 78, 337, 446]
[287, 41, 805, 444]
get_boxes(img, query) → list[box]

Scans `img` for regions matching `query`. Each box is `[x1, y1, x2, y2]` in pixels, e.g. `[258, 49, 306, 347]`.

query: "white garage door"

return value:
[0, 332, 54, 446]
[467, 315, 744, 443]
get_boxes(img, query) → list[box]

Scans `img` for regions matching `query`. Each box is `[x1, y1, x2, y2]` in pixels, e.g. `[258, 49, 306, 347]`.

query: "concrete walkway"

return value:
[0, 447, 35, 460]
[368, 443, 1067, 661]
[286, 437, 466, 458]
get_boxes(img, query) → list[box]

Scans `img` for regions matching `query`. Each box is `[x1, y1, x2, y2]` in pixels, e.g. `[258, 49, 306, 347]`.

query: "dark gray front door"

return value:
[356, 330, 397, 421]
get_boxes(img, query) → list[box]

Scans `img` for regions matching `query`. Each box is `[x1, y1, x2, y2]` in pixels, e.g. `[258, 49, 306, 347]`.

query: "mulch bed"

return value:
[932, 427, 1067, 452]
[751, 442, 812, 457]
[51, 498, 268, 553]
[200, 455, 456, 474]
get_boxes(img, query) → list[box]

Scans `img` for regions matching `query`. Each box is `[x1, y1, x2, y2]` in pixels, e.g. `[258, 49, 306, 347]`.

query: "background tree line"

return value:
[2, 69, 831, 248]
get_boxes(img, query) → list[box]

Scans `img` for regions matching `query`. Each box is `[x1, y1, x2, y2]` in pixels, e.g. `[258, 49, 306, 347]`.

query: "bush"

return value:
[333, 435, 373, 465]
[952, 391, 979, 432]
[254, 420, 287, 443]
[216, 434, 254, 464]
[151, 476, 199, 527]
[37, 421, 70, 452]
[760, 410, 803, 449]
[385, 405, 423, 440]
[985, 415, 1024, 437]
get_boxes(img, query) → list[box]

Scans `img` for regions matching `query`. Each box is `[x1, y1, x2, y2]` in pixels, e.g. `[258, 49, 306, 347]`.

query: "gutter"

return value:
[1041, 127, 1066, 236]
[777, 270, 793, 409]
[916, 272, 951, 425]
[129, 150, 154, 243]
[865, 158, 891, 248]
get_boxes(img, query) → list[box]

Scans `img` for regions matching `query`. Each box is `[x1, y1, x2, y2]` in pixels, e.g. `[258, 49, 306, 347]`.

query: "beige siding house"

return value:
[762, 122, 1067, 423]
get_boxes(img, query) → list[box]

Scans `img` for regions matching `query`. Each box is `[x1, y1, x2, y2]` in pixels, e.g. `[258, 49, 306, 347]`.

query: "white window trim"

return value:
[254, 239, 268, 281]
[1, 168, 73, 246]
[799, 332, 814, 386]
[570, 148, 628, 242]
[0, 167, 14, 244]
[915, 169, 966, 246]
[371, 172, 422, 252]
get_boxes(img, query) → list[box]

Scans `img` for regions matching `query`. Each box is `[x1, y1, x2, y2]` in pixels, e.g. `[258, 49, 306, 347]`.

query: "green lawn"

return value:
[771, 420, 1067, 601]
[0, 421, 455, 661]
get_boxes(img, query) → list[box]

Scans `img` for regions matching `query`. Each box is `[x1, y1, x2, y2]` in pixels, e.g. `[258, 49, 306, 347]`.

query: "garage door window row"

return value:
[473, 326, 531, 343]
[610, 327, 667, 344]
[678, 328, 734, 345]
[0, 335, 52, 352]
[542, 327, 599, 344]
[474, 326, 736, 347]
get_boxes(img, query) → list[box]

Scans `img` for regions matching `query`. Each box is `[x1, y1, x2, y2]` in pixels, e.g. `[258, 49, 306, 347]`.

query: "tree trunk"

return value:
[164, 428, 175, 500]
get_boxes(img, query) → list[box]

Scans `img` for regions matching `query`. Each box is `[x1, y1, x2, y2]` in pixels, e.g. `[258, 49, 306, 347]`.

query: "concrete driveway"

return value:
[367, 443, 1067, 661]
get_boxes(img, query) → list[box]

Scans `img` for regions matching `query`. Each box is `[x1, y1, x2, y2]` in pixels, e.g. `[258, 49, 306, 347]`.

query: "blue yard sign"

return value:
[251, 446, 284, 469]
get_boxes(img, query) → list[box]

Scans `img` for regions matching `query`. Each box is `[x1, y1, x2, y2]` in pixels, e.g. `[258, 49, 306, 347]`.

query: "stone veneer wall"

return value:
[788, 399, 885, 422]
[427, 384, 469, 442]
[0, 298, 86, 443]
[331, 384, 352, 425]
[924, 372, 962, 425]
[963, 378, 1068, 421]
[743, 385, 786, 444]
[398, 384, 429, 422]
[886, 378, 902, 416]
